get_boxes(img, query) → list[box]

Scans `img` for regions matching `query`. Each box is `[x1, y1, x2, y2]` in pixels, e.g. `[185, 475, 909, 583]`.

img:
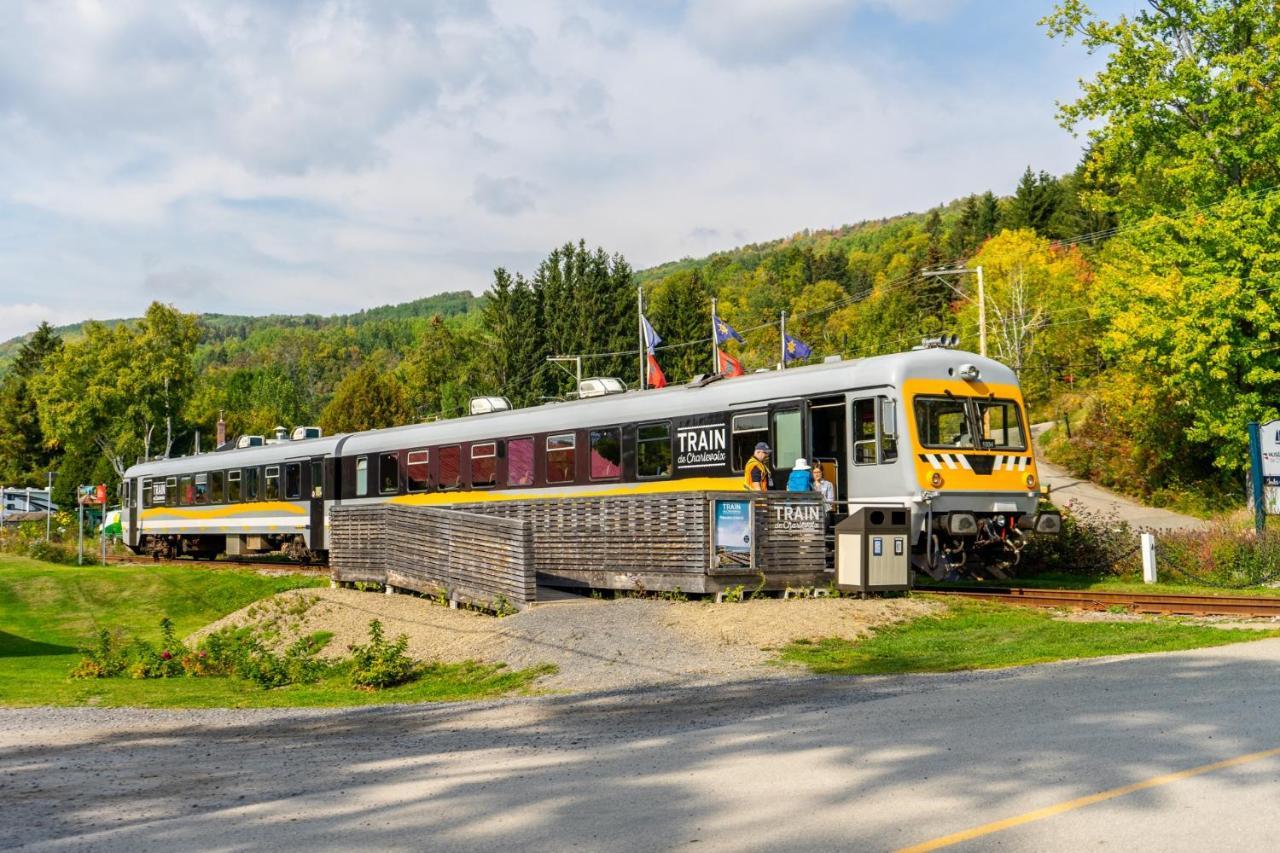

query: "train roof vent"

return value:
[578, 377, 627, 398]
[469, 396, 513, 416]
[236, 435, 265, 449]
[268, 426, 289, 443]
[291, 426, 323, 441]
[914, 334, 960, 350]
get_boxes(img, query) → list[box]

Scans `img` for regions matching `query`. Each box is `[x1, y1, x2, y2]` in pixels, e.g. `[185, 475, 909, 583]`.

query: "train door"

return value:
[808, 396, 847, 502]
[770, 404, 803, 474]
[127, 477, 140, 548]
[308, 456, 326, 550]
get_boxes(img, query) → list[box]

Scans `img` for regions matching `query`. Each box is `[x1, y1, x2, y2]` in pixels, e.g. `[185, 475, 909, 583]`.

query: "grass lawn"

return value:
[927, 572, 1280, 598]
[0, 554, 551, 708]
[779, 599, 1280, 676]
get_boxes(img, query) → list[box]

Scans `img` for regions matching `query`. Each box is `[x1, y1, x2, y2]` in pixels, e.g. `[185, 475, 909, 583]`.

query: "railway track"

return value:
[915, 585, 1280, 618]
[103, 554, 330, 574]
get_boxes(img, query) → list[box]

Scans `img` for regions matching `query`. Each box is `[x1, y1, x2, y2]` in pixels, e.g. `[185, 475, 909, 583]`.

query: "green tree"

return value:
[646, 269, 713, 383]
[0, 322, 62, 484]
[1004, 167, 1063, 235]
[399, 316, 495, 419]
[319, 362, 413, 434]
[35, 303, 199, 480]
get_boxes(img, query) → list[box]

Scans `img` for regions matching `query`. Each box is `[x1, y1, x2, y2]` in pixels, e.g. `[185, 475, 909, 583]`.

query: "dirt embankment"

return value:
[192, 588, 938, 692]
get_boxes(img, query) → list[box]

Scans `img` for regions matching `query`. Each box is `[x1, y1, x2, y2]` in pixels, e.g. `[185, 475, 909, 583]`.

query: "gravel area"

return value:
[190, 588, 938, 692]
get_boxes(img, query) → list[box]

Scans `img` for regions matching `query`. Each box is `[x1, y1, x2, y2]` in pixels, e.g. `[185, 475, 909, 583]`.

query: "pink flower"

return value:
[161, 650, 172, 660]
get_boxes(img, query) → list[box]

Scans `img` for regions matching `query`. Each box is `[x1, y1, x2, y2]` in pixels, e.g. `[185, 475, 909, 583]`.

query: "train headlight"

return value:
[1026, 473, 1036, 488]
[930, 472, 944, 488]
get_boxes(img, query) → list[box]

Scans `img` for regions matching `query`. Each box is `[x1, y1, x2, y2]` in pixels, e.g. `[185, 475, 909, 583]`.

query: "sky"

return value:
[0, 0, 1136, 341]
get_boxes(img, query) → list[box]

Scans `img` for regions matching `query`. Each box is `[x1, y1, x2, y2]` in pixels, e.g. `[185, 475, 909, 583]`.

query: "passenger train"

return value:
[121, 345, 1061, 575]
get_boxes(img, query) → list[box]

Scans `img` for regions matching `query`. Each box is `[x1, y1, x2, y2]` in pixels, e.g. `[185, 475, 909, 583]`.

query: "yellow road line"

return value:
[897, 746, 1280, 853]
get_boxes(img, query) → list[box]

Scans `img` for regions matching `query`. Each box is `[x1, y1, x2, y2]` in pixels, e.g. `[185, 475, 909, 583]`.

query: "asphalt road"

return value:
[5, 638, 1280, 852]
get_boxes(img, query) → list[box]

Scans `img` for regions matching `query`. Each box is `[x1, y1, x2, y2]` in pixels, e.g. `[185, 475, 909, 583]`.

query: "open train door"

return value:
[308, 456, 326, 551]
[808, 395, 848, 503]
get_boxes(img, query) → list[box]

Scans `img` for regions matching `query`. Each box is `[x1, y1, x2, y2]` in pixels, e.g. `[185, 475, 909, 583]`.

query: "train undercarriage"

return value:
[133, 533, 325, 564]
[916, 509, 1062, 581]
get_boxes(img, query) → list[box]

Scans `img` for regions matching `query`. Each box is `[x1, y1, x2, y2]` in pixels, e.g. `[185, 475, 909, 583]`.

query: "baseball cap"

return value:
[755, 442, 772, 452]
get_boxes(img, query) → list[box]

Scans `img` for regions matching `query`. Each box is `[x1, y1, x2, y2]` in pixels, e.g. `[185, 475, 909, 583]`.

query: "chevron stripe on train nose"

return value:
[917, 453, 1030, 474]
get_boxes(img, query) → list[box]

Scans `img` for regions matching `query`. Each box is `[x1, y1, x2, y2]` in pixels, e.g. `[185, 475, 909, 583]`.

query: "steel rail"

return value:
[915, 585, 1280, 617]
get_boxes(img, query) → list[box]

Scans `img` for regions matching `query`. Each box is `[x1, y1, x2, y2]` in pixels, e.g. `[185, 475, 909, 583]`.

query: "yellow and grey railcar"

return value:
[122, 346, 1059, 571]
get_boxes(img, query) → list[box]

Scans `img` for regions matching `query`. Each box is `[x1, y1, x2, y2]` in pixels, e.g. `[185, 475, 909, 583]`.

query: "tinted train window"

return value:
[165, 477, 177, 507]
[142, 479, 153, 508]
[227, 470, 242, 502]
[406, 450, 430, 492]
[311, 460, 324, 499]
[179, 475, 194, 506]
[194, 473, 209, 504]
[976, 399, 1026, 451]
[285, 463, 301, 499]
[772, 409, 802, 472]
[379, 453, 399, 495]
[439, 446, 462, 490]
[637, 422, 672, 479]
[731, 413, 768, 471]
[471, 443, 497, 488]
[507, 438, 534, 486]
[264, 466, 280, 500]
[853, 398, 877, 464]
[210, 471, 224, 503]
[245, 468, 260, 501]
[589, 429, 621, 480]
[355, 457, 368, 497]
[546, 434, 575, 484]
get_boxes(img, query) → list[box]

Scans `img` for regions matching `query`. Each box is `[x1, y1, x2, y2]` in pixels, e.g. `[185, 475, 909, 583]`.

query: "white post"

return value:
[46, 472, 53, 541]
[1141, 532, 1157, 584]
[78, 497, 84, 566]
[976, 265, 986, 358]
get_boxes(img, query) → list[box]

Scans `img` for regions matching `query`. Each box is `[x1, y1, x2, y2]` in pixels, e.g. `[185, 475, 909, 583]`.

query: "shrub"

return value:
[70, 628, 129, 679]
[25, 539, 79, 565]
[1020, 507, 1139, 578]
[1155, 523, 1280, 588]
[349, 620, 416, 689]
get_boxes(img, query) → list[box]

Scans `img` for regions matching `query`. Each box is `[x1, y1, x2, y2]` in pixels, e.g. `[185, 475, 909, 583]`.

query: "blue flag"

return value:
[784, 334, 812, 362]
[714, 314, 744, 345]
[641, 315, 662, 354]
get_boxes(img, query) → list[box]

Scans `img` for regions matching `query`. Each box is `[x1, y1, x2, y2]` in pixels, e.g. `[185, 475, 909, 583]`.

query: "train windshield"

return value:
[914, 395, 1026, 452]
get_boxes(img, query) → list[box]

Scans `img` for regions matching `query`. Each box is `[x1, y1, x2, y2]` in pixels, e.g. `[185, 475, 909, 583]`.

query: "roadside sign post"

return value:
[77, 495, 84, 566]
[1250, 421, 1280, 536]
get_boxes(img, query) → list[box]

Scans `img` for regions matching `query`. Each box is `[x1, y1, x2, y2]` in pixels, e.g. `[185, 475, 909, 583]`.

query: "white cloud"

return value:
[0, 304, 67, 341]
[0, 0, 1097, 337]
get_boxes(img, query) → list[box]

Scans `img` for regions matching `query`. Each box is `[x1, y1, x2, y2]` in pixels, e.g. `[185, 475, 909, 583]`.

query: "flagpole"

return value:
[710, 297, 719, 375]
[780, 310, 787, 371]
[638, 283, 646, 391]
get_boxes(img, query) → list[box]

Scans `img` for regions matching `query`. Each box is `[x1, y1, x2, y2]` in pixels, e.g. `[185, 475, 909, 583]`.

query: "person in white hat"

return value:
[785, 457, 813, 492]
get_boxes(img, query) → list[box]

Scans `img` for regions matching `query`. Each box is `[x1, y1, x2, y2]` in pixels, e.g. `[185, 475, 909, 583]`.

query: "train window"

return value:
[879, 398, 899, 462]
[140, 479, 151, 508]
[507, 438, 534, 486]
[179, 475, 194, 506]
[731, 412, 768, 471]
[546, 434, 576, 483]
[311, 460, 324, 499]
[915, 397, 976, 450]
[379, 453, 399, 495]
[245, 467, 260, 501]
[227, 470, 242, 502]
[589, 429, 621, 480]
[637, 422, 672, 479]
[355, 457, 368, 497]
[194, 473, 209, 505]
[123, 480, 131, 507]
[772, 409, 802, 472]
[165, 477, 177, 507]
[406, 450, 430, 492]
[975, 399, 1027, 451]
[853, 398, 877, 464]
[264, 466, 280, 500]
[285, 463, 301, 499]
[439, 446, 462, 490]
[471, 443, 497, 488]
[210, 471, 224, 503]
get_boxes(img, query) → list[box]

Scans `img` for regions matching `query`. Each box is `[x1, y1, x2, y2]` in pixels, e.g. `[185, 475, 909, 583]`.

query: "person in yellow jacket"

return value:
[744, 441, 773, 492]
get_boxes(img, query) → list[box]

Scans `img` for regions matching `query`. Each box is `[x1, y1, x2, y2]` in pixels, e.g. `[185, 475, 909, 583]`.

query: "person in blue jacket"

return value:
[786, 458, 813, 492]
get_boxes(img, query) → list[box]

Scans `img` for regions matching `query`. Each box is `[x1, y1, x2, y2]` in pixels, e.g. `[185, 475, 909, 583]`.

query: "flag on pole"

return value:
[713, 314, 744, 345]
[783, 334, 812, 363]
[642, 315, 667, 388]
[717, 348, 744, 378]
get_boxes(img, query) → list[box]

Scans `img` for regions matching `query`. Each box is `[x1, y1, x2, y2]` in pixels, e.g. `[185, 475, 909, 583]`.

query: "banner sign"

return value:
[1261, 420, 1280, 515]
[771, 500, 825, 533]
[676, 424, 728, 470]
[711, 498, 755, 570]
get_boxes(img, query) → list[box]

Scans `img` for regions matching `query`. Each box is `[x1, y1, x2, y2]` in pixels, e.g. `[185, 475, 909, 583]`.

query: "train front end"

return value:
[901, 358, 1060, 575]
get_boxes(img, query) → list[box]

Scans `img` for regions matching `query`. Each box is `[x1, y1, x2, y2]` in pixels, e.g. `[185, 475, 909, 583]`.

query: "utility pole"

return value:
[779, 310, 787, 370]
[921, 265, 986, 357]
[710, 297, 719, 375]
[637, 283, 646, 390]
